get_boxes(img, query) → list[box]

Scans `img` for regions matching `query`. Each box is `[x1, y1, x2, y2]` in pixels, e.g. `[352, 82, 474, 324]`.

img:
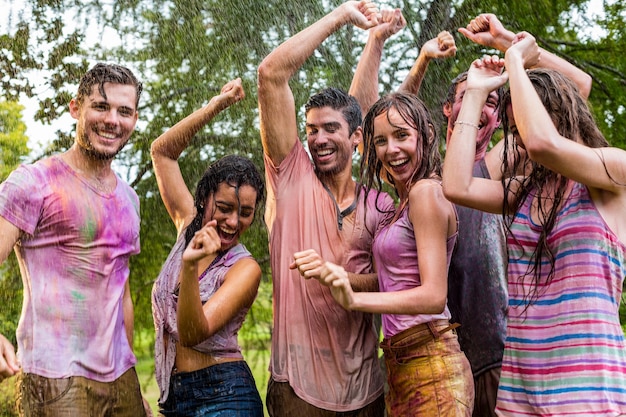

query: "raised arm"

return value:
[150, 79, 244, 234]
[349, 8, 406, 116]
[505, 33, 626, 195]
[459, 13, 592, 98]
[257, 0, 380, 166]
[442, 56, 511, 214]
[398, 31, 457, 95]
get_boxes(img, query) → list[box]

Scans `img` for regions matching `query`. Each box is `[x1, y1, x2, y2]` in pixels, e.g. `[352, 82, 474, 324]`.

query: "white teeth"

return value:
[98, 131, 117, 139]
[220, 227, 236, 235]
[317, 149, 333, 156]
[389, 159, 408, 167]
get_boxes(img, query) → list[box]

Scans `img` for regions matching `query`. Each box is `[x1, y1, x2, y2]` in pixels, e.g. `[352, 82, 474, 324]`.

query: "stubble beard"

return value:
[77, 131, 128, 161]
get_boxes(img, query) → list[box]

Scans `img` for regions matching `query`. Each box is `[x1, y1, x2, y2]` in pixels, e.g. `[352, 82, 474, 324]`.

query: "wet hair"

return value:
[184, 155, 265, 247]
[443, 70, 504, 120]
[500, 68, 609, 306]
[361, 92, 440, 218]
[444, 71, 468, 109]
[305, 87, 362, 136]
[76, 63, 143, 108]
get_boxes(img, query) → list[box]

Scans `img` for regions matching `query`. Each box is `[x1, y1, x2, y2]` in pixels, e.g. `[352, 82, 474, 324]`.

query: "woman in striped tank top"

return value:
[443, 33, 626, 416]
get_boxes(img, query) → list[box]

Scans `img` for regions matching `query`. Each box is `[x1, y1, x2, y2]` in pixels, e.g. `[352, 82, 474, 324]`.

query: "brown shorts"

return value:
[266, 377, 385, 417]
[16, 368, 146, 417]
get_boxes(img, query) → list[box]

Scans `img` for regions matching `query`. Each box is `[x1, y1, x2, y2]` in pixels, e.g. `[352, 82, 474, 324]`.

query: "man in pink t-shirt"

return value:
[257, 2, 394, 415]
[0, 63, 150, 417]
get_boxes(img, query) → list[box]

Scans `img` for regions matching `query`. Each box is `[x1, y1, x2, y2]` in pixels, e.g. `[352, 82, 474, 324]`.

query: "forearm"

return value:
[491, 30, 591, 99]
[176, 262, 212, 346]
[442, 89, 487, 199]
[347, 272, 379, 292]
[349, 35, 386, 114]
[122, 282, 135, 350]
[260, 8, 349, 84]
[351, 286, 446, 315]
[505, 52, 557, 155]
[534, 47, 592, 98]
[150, 102, 223, 161]
[398, 53, 431, 95]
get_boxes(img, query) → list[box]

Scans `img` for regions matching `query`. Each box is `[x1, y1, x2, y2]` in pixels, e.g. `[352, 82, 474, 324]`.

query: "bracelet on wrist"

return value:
[454, 121, 480, 130]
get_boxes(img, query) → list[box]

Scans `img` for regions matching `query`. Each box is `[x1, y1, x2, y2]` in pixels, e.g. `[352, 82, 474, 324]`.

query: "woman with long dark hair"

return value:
[150, 78, 265, 416]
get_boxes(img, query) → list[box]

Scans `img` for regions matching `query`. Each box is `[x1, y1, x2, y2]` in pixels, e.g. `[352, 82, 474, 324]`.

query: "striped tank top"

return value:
[497, 182, 626, 416]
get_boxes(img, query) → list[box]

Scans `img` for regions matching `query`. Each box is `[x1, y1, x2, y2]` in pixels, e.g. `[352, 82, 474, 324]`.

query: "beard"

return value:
[76, 130, 128, 161]
[312, 148, 352, 177]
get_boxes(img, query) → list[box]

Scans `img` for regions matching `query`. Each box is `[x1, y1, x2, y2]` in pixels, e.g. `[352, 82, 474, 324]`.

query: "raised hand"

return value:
[291, 249, 325, 280]
[342, 0, 380, 30]
[459, 13, 514, 51]
[421, 30, 457, 60]
[466, 55, 508, 94]
[319, 262, 355, 310]
[371, 8, 406, 42]
[182, 220, 222, 263]
[507, 32, 541, 69]
[212, 78, 245, 112]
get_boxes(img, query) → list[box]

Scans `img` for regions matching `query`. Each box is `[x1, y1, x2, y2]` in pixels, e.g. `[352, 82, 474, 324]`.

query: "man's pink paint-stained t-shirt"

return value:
[264, 142, 394, 412]
[0, 156, 140, 382]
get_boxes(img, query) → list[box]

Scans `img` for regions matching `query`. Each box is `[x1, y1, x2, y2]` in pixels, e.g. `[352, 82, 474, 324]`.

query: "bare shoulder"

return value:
[227, 256, 262, 280]
[408, 179, 452, 214]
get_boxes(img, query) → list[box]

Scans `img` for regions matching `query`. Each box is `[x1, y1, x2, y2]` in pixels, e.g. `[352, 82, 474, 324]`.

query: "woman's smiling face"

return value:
[202, 182, 257, 251]
[373, 107, 421, 191]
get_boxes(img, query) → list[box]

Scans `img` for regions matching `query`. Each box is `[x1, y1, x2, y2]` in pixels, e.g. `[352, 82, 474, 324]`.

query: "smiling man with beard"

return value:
[0, 63, 151, 417]
[257, 2, 398, 416]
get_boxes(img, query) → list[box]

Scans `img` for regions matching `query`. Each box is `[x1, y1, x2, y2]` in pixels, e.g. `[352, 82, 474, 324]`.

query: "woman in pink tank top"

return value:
[314, 92, 474, 416]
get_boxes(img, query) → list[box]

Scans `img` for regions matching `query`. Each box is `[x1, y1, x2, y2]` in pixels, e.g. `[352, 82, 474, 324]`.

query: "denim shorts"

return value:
[160, 360, 263, 417]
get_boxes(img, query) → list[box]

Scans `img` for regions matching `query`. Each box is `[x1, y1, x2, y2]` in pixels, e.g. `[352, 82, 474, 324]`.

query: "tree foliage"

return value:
[0, 101, 28, 343]
[0, 101, 29, 181]
[1, 0, 625, 359]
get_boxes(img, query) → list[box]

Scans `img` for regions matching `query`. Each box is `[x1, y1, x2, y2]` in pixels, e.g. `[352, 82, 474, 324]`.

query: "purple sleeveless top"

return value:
[152, 233, 254, 403]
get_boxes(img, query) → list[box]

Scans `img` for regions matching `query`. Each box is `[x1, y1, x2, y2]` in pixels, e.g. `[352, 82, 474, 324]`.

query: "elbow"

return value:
[430, 295, 447, 315]
[257, 59, 282, 89]
[523, 131, 560, 163]
[149, 139, 165, 163]
[442, 180, 466, 206]
[578, 73, 593, 100]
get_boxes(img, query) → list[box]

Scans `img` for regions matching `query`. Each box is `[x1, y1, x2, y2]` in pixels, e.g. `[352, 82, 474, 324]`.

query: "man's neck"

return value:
[61, 146, 117, 193]
[318, 170, 358, 211]
[64, 145, 113, 179]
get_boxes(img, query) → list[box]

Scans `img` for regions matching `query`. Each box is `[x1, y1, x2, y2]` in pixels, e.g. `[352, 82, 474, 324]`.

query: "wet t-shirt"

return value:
[264, 142, 394, 411]
[447, 158, 508, 376]
[0, 156, 140, 381]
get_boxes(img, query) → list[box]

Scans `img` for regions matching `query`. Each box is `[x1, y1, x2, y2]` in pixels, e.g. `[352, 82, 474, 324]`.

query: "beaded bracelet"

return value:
[454, 121, 480, 130]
